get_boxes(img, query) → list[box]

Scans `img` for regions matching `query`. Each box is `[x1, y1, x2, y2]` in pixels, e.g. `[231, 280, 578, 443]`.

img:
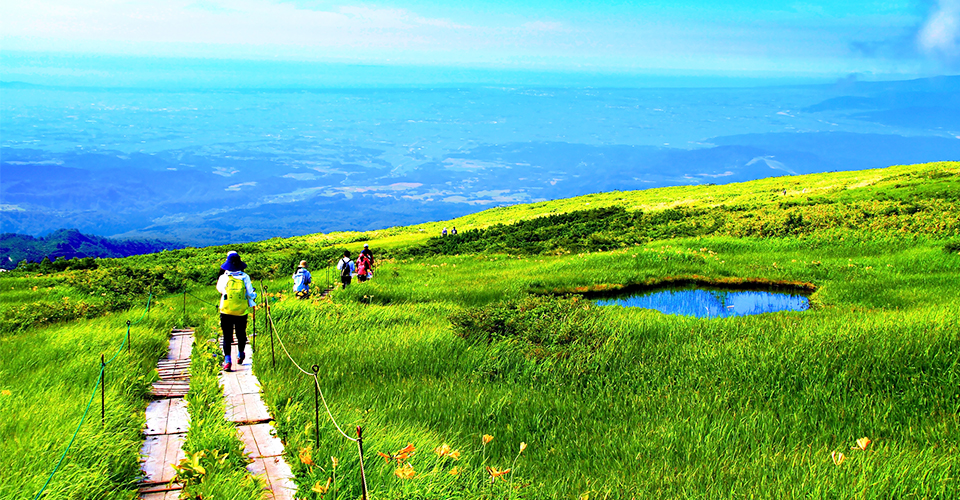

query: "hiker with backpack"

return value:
[360, 243, 375, 271]
[293, 260, 312, 299]
[337, 250, 355, 288]
[217, 251, 257, 372]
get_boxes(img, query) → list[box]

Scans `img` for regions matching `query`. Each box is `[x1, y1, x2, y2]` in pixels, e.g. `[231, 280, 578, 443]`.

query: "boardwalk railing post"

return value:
[311, 365, 320, 449]
[268, 291, 276, 370]
[100, 354, 106, 427]
[357, 426, 368, 500]
[126, 320, 131, 353]
[182, 291, 187, 320]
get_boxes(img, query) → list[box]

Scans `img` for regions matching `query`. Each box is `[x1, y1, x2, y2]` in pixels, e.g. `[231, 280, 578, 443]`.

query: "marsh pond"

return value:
[595, 287, 810, 318]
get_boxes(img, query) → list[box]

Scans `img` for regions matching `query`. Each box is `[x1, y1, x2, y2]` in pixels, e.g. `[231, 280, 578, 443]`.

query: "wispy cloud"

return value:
[919, 0, 960, 64]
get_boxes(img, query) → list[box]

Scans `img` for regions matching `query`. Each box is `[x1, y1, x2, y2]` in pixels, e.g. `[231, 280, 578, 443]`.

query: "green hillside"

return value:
[2, 161, 959, 499]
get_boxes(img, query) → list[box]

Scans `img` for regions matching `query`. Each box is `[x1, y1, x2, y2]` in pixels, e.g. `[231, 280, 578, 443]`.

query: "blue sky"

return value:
[1, 1, 958, 82]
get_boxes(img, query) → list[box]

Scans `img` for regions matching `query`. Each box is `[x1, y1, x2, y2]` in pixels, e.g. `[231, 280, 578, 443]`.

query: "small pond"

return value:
[596, 288, 810, 318]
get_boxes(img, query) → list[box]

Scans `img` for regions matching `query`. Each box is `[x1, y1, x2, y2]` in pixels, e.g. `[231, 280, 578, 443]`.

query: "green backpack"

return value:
[220, 275, 249, 316]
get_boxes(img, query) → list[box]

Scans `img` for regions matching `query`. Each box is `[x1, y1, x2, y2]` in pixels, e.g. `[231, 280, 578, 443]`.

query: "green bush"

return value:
[450, 295, 603, 349]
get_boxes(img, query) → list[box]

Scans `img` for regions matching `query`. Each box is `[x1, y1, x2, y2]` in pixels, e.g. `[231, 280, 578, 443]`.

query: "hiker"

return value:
[337, 250, 355, 288]
[451, 227, 457, 235]
[217, 251, 256, 372]
[356, 252, 371, 282]
[360, 243, 375, 269]
[442, 227, 448, 237]
[292, 260, 312, 299]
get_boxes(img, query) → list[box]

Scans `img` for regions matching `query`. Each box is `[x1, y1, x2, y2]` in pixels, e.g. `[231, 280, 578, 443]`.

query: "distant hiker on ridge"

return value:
[442, 227, 448, 237]
[451, 227, 457, 235]
[217, 251, 256, 372]
[337, 250, 355, 288]
[293, 260, 312, 299]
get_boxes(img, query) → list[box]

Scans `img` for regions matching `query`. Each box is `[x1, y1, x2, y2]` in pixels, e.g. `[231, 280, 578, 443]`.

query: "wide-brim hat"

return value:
[299, 260, 308, 268]
[221, 251, 247, 271]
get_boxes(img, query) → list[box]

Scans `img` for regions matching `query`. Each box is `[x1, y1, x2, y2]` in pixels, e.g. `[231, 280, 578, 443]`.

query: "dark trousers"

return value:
[341, 275, 352, 288]
[220, 313, 248, 359]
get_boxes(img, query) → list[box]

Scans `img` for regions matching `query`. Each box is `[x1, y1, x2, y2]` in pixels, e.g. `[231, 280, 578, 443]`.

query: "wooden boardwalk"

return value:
[222, 339, 298, 500]
[139, 328, 193, 499]
[138, 312, 310, 499]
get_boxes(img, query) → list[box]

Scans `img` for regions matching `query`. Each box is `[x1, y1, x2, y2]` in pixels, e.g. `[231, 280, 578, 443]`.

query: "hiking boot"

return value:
[223, 355, 232, 372]
[238, 352, 245, 365]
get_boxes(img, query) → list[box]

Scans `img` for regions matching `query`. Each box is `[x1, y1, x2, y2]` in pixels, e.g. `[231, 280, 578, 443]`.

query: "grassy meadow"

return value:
[1, 161, 958, 498]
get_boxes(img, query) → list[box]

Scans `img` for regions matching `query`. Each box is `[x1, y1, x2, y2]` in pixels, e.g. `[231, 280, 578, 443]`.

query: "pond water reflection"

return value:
[596, 288, 809, 318]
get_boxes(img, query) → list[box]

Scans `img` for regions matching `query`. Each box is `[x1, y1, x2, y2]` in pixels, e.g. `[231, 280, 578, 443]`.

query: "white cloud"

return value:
[919, 0, 960, 61]
[0, 1, 470, 49]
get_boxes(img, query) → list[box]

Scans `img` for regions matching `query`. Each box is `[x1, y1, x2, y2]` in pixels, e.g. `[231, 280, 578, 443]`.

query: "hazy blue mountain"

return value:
[2, 75, 958, 245]
[0, 229, 183, 269]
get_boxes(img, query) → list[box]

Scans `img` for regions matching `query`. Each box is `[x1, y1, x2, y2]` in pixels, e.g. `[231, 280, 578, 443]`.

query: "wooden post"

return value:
[266, 287, 276, 369]
[312, 365, 320, 449]
[100, 354, 106, 427]
[357, 426, 369, 500]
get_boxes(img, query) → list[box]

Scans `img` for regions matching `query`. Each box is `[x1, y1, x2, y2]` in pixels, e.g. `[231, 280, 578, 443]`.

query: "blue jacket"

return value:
[293, 267, 312, 292]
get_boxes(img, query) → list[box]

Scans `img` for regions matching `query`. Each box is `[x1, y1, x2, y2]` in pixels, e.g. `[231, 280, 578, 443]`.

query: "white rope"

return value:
[265, 302, 358, 443]
[266, 310, 312, 376]
[314, 377, 358, 443]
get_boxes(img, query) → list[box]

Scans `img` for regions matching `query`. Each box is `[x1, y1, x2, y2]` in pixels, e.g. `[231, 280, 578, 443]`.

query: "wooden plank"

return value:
[220, 371, 242, 396]
[225, 393, 247, 423]
[225, 393, 272, 424]
[140, 490, 182, 500]
[165, 399, 189, 434]
[242, 393, 272, 423]
[140, 433, 186, 484]
[261, 456, 297, 500]
[235, 370, 261, 395]
[138, 483, 183, 494]
[166, 336, 183, 360]
[156, 362, 191, 368]
[144, 399, 170, 436]
[247, 422, 285, 458]
[157, 362, 191, 369]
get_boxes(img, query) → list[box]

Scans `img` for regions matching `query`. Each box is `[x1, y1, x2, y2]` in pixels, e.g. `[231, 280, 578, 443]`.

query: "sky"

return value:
[1, 1, 959, 84]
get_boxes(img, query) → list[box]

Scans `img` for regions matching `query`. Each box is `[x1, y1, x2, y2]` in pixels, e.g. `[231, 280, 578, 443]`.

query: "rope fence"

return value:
[259, 279, 370, 499]
[32, 293, 153, 500]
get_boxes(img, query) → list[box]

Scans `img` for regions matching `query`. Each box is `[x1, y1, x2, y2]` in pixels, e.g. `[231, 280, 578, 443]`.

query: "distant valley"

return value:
[2, 76, 958, 246]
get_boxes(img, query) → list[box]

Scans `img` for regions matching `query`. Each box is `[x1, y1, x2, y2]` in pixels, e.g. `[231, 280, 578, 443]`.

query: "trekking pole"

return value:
[252, 308, 257, 352]
[100, 354, 106, 427]
[312, 365, 321, 449]
[182, 291, 187, 321]
[126, 320, 131, 354]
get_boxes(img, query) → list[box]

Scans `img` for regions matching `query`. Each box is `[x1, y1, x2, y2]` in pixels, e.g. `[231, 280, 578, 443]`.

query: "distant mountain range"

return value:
[0, 229, 184, 269]
[2, 75, 958, 246]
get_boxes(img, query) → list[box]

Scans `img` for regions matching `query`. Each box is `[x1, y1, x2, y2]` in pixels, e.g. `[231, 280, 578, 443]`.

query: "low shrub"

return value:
[450, 295, 603, 349]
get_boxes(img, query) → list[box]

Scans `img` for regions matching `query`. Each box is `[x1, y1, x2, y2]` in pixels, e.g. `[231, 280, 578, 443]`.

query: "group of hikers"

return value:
[214, 244, 375, 371]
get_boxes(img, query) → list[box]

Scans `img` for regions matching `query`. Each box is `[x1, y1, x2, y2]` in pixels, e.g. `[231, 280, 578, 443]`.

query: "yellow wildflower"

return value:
[394, 463, 416, 479]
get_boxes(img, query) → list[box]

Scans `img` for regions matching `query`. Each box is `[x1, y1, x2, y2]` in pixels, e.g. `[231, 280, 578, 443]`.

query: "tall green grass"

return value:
[0, 296, 177, 499]
[252, 234, 960, 498]
[3, 162, 958, 498]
